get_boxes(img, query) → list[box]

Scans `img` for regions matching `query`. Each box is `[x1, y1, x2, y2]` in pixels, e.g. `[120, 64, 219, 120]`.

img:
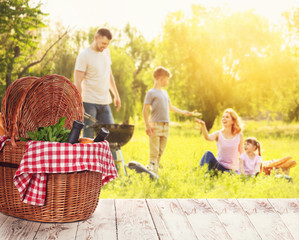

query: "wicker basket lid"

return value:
[1, 74, 83, 144]
[1, 76, 38, 140]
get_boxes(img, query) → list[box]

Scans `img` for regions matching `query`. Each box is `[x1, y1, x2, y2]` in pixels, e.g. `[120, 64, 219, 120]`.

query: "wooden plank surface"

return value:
[268, 199, 299, 240]
[238, 199, 294, 240]
[178, 199, 231, 240]
[33, 222, 78, 240]
[76, 199, 117, 240]
[0, 216, 40, 240]
[0, 212, 8, 228]
[0, 199, 298, 240]
[115, 199, 158, 240]
[208, 199, 262, 240]
[146, 199, 197, 240]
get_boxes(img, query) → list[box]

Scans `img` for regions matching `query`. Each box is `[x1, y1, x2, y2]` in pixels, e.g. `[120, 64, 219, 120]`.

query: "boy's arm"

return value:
[143, 104, 154, 136]
[169, 102, 192, 116]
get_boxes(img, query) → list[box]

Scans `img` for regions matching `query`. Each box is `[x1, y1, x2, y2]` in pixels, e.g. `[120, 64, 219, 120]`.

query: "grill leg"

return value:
[118, 148, 127, 176]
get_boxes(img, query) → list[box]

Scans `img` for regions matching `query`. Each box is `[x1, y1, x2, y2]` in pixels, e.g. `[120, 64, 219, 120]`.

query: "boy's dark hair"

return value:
[153, 66, 171, 79]
[96, 27, 112, 40]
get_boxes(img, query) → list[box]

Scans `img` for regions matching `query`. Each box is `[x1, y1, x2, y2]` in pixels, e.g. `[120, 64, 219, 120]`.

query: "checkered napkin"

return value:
[0, 135, 8, 150]
[13, 140, 118, 206]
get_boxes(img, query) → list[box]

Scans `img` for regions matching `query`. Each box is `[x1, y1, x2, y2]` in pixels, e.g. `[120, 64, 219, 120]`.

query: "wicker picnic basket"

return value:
[1, 74, 84, 145]
[0, 74, 103, 222]
[1, 76, 38, 145]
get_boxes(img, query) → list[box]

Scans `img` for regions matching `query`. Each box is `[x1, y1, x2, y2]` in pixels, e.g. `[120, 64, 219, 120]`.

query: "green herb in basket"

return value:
[20, 117, 71, 143]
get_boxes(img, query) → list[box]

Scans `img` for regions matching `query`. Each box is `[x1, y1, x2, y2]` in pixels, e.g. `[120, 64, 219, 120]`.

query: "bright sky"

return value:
[40, 0, 298, 40]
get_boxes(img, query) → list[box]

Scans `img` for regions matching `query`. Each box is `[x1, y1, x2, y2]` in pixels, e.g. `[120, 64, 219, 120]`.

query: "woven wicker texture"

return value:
[1, 74, 83, 144]
[0, 141, 102, 223]
[0, 74, 101, 223]
[1, 76, 38, 141]
[18, 74, 83, 140]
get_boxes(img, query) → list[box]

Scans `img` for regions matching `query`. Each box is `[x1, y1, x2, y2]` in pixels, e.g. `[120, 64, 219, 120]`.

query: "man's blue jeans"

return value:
[83, 102, 116, 160]
[200, 151, 230, 172]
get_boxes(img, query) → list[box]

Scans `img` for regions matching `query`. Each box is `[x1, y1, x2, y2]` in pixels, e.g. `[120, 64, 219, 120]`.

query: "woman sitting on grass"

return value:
[195, 108, 244, 173]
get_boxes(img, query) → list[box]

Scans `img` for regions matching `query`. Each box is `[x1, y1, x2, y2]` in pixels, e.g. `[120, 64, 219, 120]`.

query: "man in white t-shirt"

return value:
[74, 27, 121, 159]
[74, 27, 121, 136]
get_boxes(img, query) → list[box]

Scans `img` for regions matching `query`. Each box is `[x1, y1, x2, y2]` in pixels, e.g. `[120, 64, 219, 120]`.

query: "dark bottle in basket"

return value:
[94, 127, 109, 142]
[68, 120, 84, 144]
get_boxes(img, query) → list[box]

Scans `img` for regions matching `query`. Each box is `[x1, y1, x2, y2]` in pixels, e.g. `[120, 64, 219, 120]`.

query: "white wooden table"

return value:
[0, 199, 298, 240]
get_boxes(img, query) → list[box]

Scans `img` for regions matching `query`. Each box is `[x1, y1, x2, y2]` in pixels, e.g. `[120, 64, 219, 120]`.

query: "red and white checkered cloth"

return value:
[0, 135, 8, 150]
[12, 140, 118, 206]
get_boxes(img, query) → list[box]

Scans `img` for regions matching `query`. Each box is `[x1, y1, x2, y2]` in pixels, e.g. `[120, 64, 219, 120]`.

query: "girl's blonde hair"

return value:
[245, 137, 261, 156]
[223, 108, 243, 135]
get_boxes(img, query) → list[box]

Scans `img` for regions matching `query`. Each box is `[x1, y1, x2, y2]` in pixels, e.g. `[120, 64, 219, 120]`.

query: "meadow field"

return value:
[101, 120, 299, 198]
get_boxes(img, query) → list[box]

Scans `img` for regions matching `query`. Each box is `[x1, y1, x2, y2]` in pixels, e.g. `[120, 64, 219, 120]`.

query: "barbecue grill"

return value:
[84, 113, 134, 175]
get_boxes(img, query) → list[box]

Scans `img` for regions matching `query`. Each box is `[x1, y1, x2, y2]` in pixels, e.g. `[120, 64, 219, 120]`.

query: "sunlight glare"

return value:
[40, 0, 298, 40]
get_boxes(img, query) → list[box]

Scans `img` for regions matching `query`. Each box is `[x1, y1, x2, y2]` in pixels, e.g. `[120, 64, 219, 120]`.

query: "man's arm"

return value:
[109, 71, 121, 111]
[74, 70, 85, 96]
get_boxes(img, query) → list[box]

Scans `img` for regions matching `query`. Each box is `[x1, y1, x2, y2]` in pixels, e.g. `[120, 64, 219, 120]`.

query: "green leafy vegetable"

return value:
[20, 117, 71, 143]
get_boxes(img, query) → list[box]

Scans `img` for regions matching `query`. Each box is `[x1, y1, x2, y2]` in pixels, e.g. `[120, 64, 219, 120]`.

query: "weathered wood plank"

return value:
[178, 199, 231, 240]
[0, 199, 298, 240]
[208, 199, 261, 240]
[238, 199, 294, 240]
[33, 222, 78, 240]
[146, 199, 197, 240]
[269, 199, 299, 240]
[0, 212, 8, 228]
[115, 199, 158, 240]
[0, 216, 40, 240]
[76, 199, 117, 240]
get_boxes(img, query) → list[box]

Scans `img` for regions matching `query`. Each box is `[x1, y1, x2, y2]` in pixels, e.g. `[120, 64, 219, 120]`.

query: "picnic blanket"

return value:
[0, 137, 118, 206]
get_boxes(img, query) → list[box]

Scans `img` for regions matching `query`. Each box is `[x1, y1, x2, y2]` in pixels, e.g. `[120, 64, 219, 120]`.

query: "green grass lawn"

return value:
[101, 120, 299, 198]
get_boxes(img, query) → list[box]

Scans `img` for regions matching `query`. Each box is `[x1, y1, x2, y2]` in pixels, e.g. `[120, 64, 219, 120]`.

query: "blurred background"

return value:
[0, 0, 298, 129]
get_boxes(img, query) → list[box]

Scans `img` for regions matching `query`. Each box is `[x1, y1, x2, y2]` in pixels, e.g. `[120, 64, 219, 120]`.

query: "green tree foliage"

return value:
[27, 25, 71, 78]
[0, 0, 46, 92]
[157, 5, 299, 128]
[110, 47, 135, 123]
[4, 2, 297, 126]
[122, 24, 155, 119]
[32, 26, 86, 80]
[280, 7, 299, 121]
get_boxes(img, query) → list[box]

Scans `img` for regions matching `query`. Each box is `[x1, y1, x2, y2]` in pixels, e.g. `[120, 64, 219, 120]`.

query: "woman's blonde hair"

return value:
[224, 108, 243, 135]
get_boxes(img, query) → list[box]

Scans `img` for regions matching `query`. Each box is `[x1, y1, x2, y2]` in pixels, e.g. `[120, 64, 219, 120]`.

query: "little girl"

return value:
[240, 137, 297, 176]
[239, 137, 262, 176]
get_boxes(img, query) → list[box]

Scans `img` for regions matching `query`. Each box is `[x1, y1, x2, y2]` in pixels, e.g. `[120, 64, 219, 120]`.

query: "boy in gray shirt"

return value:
[143, 67, 192, 175]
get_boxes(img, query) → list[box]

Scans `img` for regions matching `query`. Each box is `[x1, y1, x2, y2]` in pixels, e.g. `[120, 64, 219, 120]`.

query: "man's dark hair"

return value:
[96, 27, 112, 40]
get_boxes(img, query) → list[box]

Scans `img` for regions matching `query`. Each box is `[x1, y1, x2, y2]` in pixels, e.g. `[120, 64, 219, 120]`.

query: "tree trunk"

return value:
[202, 104, 219, 131]
[5, 58, 14, 88]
